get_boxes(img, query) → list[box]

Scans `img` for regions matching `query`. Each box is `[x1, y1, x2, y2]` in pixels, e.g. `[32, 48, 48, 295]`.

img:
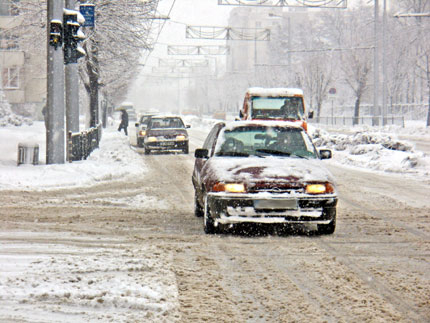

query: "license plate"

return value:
[160, 142, 173, 146]
[254, 199, 298, 210]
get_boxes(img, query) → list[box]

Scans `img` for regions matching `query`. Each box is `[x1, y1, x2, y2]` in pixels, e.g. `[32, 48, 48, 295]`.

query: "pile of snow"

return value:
[0, 122, 147, 190]
[309, 125, 430, 177]
[0, 88, 33, 127]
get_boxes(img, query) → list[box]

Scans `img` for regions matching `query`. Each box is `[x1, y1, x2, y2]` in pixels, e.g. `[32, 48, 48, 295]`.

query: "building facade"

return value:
[0, 0, 46, 117]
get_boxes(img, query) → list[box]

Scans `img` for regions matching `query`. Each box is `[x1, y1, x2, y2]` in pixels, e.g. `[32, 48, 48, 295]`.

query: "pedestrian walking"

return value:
[118, 109, 129, 135]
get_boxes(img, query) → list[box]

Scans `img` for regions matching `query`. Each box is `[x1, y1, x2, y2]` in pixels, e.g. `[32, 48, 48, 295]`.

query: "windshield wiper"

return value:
[217, 152, 250, 157]
[255, 149, 291, 156]
[255, 149, 308, 159]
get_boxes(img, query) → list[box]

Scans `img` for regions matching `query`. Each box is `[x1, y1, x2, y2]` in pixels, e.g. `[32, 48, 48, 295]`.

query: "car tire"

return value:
[203, 202, 217, 234]
[144, 147, 151, 155]
[194, 192, 204, 217]
[137, 139, 144, 148]
[317, 213, 336, 235]
[183, 144, 189, 154]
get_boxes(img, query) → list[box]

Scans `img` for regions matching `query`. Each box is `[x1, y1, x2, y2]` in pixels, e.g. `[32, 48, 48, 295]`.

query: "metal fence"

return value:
[67, 123, 102, 162]
[310, 116, 405, 127]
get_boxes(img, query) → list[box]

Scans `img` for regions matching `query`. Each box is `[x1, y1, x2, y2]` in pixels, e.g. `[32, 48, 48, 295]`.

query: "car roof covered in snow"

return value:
[246, 87, 304, 97]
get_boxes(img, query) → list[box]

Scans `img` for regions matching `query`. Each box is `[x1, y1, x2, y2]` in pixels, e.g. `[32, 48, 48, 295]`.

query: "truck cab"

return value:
[239, 87, 312, 131]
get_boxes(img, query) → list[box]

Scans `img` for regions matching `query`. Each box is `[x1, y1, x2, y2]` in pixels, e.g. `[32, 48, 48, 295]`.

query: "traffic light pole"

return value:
[65, 0, 80, 138]
[47, 0, 65, 164]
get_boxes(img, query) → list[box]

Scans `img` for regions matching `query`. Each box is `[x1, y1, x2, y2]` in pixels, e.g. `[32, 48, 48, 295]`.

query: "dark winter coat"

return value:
[120, 110, 129, 127]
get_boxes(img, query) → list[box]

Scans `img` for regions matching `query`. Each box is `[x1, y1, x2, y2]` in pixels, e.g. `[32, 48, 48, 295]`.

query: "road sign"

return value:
[80, 4, 95, 27]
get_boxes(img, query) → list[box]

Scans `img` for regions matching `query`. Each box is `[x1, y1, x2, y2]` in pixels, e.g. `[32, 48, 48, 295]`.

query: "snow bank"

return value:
[0, 123, 147, 190]
[309, 125, 430, 177]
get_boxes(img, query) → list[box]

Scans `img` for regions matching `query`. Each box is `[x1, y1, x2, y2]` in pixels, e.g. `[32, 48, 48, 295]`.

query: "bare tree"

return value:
[8, 0, 158, 123]
[322, 6, 374, 125]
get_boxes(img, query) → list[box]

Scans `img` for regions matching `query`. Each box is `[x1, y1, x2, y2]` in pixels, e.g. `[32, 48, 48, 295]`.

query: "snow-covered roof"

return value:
[246, 87, 304, 97]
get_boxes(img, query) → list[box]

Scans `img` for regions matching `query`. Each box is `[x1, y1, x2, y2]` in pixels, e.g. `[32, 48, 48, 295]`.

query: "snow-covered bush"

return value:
[0, 87, 33, 127]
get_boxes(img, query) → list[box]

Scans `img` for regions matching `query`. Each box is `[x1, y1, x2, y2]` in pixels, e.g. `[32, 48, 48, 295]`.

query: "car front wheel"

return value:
[144, 147, 151, 155]
[183, 144, 189, 154]
[317, 214, 336, 235]
[203, 202, 217, 234]
[194, 192, 204, 217]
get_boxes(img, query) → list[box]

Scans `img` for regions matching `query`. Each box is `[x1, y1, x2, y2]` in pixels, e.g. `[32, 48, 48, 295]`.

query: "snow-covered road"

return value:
[0, 123, 429, 322]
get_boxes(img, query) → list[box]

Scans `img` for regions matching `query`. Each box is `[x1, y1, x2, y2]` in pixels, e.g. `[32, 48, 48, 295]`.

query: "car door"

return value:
[192, 123, 224, 200]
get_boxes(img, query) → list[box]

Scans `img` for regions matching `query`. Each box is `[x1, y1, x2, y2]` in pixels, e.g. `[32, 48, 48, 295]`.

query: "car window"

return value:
[149, 118, 185, 129]
[251, 97, 304, 120]
[203, 123, 223, 156]
[214, 125, 317, 158]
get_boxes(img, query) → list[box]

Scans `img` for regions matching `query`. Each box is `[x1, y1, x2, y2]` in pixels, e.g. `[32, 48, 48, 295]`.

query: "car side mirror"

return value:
[319, 149, 332, 160]
[186, 125, 191, 128]
[195, 148, 209, 159]
[239, 110, 244, 118]
[308, 111, 314, 119]
[135, 122, 139, 127]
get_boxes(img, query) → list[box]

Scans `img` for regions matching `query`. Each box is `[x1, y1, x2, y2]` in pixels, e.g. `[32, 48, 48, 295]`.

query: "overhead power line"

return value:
[217, 0, 347, 9]
[158, 58, 209, 67]
[186, 26, 270, 41]
[167, 45, 230, 55]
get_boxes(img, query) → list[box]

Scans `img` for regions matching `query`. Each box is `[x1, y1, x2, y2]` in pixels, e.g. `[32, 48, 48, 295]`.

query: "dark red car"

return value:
[192, 121, 337, 234]
[143, 116, 190, 154]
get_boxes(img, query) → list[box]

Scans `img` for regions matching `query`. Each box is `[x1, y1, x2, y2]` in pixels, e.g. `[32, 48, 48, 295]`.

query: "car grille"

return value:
[163, 134, 178, 140]
[249, 185, 304, 194]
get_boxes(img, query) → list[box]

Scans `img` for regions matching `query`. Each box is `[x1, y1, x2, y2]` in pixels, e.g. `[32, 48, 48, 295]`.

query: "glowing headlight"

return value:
[176, 135, 187, 141]
[306, 183, 334, 194]
[147, 136, 157, 142]
[139, 130, 146, 136]
[212, 183, 246, 193]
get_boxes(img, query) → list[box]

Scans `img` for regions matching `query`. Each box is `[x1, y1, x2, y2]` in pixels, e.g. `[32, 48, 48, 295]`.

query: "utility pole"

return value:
[47, 0, 65, 164]
[65, 0, 80, 138]
[373, 0, 380, 124]
[382, 0, 387, 125]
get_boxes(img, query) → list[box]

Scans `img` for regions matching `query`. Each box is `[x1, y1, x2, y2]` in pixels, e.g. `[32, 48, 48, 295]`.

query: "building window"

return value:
[2, 67, 20, 89]
[0, 31, 19, 50]
[0, 0, 19, 16]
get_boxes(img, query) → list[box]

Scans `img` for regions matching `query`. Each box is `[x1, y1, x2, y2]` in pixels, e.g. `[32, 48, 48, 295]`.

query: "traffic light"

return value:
[49, 20, 63, 49]
[63, 10, 86, 64]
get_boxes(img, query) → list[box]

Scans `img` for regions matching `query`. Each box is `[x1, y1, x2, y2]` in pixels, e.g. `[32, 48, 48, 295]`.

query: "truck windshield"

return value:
[251, 97, 304, 120]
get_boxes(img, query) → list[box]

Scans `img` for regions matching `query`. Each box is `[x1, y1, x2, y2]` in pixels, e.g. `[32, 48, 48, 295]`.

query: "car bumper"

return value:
[206, 192, 337, 225]
[145, 140, 188, 151]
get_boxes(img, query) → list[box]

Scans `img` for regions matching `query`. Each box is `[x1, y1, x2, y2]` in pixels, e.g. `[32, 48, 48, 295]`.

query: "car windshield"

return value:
[251, 97, 304, 120]
[149, 117, 185, 129]
[215, 125, 317, 158]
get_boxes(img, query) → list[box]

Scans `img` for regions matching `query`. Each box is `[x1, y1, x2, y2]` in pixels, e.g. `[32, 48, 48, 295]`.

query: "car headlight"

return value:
[306, 183, 335, 194]
[176, 135, 187, 141]
[212, 182, 246, 193]
[146, 136, 157, 142]
[139, 130, 146, 136]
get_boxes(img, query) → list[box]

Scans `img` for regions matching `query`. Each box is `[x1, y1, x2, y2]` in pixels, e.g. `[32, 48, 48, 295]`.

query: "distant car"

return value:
[143, 116, 190, 154]
[135, 114, 156, 148]
[192, 121, 337, 235]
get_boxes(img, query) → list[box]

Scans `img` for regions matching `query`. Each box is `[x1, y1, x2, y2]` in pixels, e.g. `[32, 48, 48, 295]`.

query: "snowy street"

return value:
[0, 121, 429, 322]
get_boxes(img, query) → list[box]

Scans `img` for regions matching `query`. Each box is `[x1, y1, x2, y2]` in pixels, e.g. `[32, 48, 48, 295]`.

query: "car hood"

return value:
[202, 156, 335, 187]
[147, 129, 188, 137]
